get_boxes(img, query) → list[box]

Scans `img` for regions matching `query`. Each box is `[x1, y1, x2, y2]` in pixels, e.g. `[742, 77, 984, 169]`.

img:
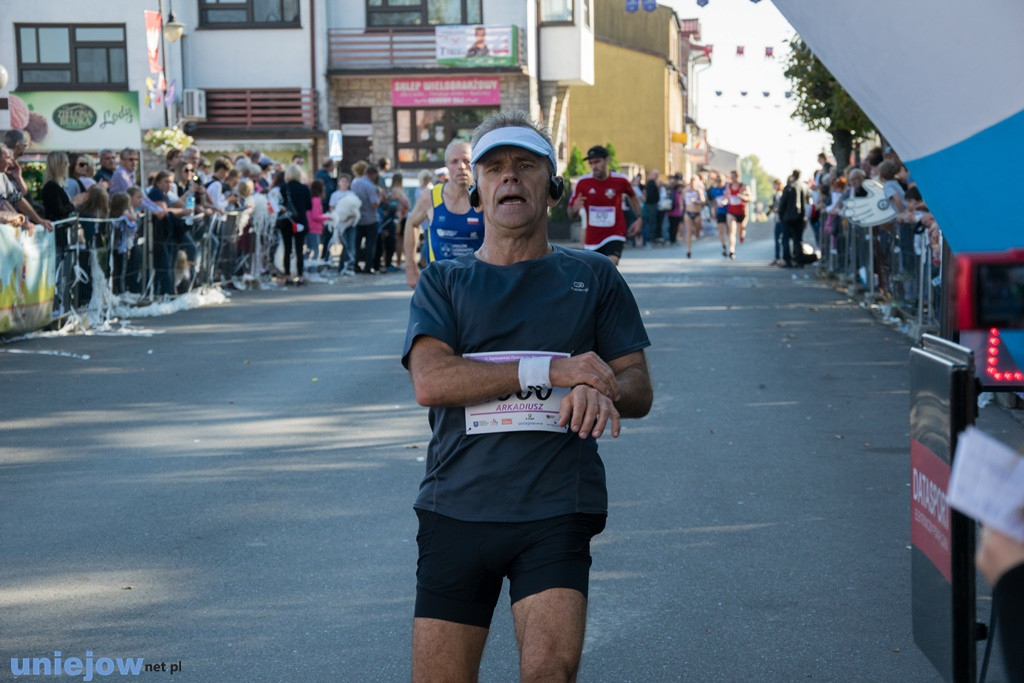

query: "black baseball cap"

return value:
[585, 145, 609, 160]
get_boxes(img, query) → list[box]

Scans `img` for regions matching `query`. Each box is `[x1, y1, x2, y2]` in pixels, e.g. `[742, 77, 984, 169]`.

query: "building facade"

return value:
[1, 0, 593, 173]
[0, 0, 326, 164]
[566, 0, 693, 178]
[325, 0, 593, 174]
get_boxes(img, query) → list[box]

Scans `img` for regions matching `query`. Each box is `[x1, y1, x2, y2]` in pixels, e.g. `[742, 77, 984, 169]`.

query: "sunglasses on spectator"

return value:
[77, 161, 89, 167]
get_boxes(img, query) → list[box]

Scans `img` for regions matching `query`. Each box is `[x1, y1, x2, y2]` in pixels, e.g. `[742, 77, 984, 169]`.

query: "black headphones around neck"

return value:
[468, 176, 564, 208]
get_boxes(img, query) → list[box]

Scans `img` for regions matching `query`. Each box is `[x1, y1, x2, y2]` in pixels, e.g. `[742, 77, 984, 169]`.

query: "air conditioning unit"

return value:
[182, 89, 206, 121]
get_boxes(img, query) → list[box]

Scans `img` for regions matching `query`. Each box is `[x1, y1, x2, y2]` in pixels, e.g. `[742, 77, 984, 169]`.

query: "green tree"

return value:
[783, 37, 875, 174]
[604, 142, 620, 172]
[740, 155, 776, 206]
[566, 144, 586, 178]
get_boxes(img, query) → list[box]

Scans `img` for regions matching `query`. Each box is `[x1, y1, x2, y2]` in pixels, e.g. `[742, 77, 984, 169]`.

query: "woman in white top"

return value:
[681, 176, 706, 259]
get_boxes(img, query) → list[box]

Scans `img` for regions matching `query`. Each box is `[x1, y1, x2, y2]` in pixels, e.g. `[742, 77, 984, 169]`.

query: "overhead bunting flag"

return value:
[740, 91, 748, 96]
[765, 46, 775, 58]
[785, 91, 793, 98]
[144, 11, 162, 73]
[715, 90, 723, 96]
[736, 45, 745, 56]
[145, 74, 164, 108]
[625, 0, 639, 12]
[763, 91, 770, 97]
[697, 0, 708, 7]
[704, 44, 714, 57]
[641, 0, 657, 10]
[144, 74, 175, 109]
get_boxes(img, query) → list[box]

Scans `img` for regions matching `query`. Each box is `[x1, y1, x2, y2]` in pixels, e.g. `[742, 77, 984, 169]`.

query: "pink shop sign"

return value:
[391, 77, 501, 107]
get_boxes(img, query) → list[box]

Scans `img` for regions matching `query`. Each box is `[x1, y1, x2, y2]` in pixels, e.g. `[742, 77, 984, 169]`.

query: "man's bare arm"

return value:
[609, 350, 652, 418]
[627, 192, 643, 217]
[404, 191, 433, 289]
[408, 336, 620, 408]
[17, 197, 51, 230]
[556, 349, 652, 440]
[626, 193, 644, 237]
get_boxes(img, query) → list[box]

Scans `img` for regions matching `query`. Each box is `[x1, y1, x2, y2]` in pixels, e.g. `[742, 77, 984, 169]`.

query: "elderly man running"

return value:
[402, 110, 654, 682]
[403, 139, 482, 289]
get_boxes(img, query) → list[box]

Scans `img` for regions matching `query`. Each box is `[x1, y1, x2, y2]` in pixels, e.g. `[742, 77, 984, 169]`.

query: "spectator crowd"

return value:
[0, 128, 441, 310]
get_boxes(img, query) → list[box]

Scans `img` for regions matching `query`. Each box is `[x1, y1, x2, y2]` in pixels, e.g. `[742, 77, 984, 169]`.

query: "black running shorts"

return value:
[596, 241, 625, 260]
[414, 510, 606, 628]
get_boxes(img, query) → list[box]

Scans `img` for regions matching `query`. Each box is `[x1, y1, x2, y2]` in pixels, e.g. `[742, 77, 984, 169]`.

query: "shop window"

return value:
[540, 0, 573, 23]
[394, 106, 496, 166]
[199, 0, 301, 28]
[367, 0, 481, 28]
[16, 24, 127, 89]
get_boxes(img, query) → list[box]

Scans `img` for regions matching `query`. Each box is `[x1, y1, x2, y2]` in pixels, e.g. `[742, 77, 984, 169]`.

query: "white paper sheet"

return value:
[948, 426, 1024, 541]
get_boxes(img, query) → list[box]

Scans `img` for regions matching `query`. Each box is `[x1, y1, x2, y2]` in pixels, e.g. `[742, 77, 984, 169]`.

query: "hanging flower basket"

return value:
[143, 126, 194, 155]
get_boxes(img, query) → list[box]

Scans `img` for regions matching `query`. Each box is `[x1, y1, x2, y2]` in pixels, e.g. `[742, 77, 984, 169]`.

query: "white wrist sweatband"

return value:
[518, 356, 552, 394]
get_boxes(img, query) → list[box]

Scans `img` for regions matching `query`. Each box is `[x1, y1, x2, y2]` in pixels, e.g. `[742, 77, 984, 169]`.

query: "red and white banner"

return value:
[910, 438, 952, 582]
[144, 11, 163, 73]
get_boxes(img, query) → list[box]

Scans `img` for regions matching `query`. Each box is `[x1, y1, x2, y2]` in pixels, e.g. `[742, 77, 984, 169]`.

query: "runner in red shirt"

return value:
[569, 145, 643, 266]
[724, 169, 753, 258]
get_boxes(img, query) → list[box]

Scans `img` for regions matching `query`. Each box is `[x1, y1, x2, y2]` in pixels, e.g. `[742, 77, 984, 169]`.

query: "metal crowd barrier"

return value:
[817, 216, 942, 338]
[48, 205, 288, 325]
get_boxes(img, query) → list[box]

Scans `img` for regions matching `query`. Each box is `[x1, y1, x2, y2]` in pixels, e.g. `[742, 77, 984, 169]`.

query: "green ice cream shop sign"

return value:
[11, 91, 140, 151]
[52, 103, 98, 131]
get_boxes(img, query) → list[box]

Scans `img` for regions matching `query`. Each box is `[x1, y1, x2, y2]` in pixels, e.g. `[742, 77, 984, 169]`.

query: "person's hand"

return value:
[97, 180, 110, 191]
[570, 195, 585, 212]
[405, 262, 419, 290]
[627, 218, 642, 238]
[550, 351, 620, 400]
[40, 219, 53, 232]
[976, 526, 1024, 587]
[841, 179, 897, 227]
[558, 385, 621, 440]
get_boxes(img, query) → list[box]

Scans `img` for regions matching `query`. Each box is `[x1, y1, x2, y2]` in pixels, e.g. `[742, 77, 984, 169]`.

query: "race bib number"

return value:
[464, 351, 569, 435]
[729, 195, 742, 205]
[715, 195, 728, 207]
[587, 206, 616, 228]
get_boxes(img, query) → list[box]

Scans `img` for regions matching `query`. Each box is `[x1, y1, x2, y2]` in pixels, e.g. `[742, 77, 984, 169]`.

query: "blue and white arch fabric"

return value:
[772, 0, 1024, 253]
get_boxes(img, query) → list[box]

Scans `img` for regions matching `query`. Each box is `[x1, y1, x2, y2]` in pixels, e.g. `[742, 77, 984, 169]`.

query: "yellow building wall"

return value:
[568, 40, 669, 177]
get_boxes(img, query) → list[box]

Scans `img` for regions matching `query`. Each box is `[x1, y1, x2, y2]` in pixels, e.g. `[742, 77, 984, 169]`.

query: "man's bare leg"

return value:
[512, 588, 587, 683]
[726, 216, 739, 257]
[412, 617, 489, 683]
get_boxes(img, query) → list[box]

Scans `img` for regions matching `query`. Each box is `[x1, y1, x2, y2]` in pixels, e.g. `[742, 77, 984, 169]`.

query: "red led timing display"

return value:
[984, 328, 1024, 383]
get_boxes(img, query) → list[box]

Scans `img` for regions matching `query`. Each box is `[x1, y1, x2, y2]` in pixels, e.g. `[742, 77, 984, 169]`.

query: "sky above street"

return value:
[662, 0, 832, 179]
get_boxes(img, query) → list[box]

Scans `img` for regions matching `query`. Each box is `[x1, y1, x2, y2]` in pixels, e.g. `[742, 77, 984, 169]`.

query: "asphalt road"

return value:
[1, 222, 1009, 681]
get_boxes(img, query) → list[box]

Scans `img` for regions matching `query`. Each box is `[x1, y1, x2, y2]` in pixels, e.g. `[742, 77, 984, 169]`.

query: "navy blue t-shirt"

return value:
[402, 245, 650, 522]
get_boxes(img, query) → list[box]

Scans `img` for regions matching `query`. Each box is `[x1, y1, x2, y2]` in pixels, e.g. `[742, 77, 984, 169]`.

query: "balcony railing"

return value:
[196, 88, 317, 130]
[328, 27, 526, 71]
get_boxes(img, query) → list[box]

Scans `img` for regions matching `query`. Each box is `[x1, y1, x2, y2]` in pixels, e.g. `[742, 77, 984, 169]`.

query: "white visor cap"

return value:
[470, 127, 557, 174]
